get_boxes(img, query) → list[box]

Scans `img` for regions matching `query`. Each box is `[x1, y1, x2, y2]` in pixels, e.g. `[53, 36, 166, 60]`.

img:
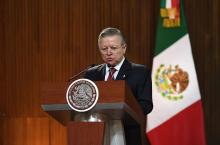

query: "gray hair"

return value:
[98, 27, 126, 45]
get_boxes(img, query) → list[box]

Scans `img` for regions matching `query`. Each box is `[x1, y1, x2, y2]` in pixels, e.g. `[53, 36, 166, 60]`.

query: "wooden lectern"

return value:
[41, 80, 147, 145]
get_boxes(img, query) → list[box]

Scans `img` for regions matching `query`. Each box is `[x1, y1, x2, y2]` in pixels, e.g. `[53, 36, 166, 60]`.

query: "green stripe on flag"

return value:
[161, 0, 166, 8]
[155, 0, 188, 55]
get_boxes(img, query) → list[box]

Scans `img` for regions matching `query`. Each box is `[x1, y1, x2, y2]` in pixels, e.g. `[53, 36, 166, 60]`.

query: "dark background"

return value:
[0, 0, 219, 145]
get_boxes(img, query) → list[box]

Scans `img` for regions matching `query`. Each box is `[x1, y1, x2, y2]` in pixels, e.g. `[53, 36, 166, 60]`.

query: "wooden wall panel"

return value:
[212, 1, 220, 143]
[3, 0, 42, 117]
[26, 118, 50, 145]
[49, 117, 67, 145]
[0, 117, 67, 145]
[1, 117, 49, 145]
[0, 0, 6, 116]
[184, 0, 220, 144]
[2, 118, 27, 145]
[0, 0, 219, 144]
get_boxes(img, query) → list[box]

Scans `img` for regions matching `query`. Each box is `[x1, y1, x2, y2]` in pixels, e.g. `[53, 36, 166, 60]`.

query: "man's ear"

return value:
[123, 44, 127, 53]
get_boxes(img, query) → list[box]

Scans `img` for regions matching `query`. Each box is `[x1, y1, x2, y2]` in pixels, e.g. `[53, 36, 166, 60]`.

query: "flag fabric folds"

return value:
[146, 0, 206, 145]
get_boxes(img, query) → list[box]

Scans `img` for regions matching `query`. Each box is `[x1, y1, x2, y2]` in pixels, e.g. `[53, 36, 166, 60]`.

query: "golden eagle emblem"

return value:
[155, 64, 189, 100]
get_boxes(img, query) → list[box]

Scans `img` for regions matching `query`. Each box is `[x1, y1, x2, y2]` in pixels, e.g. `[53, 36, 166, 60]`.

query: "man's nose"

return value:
[106, 48, 112, 55]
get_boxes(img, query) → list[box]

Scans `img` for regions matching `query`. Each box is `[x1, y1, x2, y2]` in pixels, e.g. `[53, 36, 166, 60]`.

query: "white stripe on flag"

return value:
[166, 0, 172, 8]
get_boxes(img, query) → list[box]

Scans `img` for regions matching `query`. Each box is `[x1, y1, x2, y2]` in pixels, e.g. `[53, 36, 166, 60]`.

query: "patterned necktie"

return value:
[107, 67, 117, 81]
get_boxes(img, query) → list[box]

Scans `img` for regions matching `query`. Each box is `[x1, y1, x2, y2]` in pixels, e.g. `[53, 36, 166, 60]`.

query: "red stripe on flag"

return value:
[147, 101, 206, 145]
[172, 0, 180, 17]
[171, 0, 180, 8]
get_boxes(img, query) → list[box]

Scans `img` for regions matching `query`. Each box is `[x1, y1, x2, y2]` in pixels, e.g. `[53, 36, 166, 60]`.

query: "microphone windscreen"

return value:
[90, 64, 96, 67]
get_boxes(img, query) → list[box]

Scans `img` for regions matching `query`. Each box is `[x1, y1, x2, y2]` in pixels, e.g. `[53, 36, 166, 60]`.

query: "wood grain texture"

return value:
[0, 117, 50, 145]
[68, 122, 104, 145]
[49, 117, 67, 145]
[0, 0, 219, 144]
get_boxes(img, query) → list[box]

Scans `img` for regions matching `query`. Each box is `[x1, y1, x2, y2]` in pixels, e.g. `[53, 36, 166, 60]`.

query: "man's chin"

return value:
[106, 62, 116, 67]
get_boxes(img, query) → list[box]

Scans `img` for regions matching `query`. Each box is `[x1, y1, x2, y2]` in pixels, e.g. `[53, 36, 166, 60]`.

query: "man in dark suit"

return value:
[84, 27, 152, 145]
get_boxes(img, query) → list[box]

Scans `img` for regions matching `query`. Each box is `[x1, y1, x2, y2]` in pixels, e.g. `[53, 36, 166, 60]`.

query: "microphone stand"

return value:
[68, 64, 104, 83]
[67, 65, 93, 83]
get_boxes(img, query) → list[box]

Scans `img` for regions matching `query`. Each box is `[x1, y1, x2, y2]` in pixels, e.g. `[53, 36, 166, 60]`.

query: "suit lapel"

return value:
[116, 59, 132, 80]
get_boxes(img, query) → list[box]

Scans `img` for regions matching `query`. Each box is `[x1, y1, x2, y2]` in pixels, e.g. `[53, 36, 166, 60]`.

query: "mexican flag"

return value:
[146, 0, 206, 145]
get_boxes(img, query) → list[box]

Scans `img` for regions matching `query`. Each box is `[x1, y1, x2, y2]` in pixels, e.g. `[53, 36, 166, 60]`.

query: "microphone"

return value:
[67, 64, 101, 82]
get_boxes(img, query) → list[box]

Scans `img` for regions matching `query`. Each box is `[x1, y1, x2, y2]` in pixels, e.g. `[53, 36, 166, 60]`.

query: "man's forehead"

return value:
[99, 35, 122, 43]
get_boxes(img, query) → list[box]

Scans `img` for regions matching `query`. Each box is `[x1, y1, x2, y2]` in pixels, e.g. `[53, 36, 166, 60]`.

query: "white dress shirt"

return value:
[104, 57, 125, 81]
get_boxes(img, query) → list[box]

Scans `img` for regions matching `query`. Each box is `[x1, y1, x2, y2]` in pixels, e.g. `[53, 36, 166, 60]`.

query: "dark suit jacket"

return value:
[84, 58, 153, 115]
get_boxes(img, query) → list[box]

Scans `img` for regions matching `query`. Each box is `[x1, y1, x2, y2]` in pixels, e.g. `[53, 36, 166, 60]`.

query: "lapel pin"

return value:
[123, 74, 126, 78]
